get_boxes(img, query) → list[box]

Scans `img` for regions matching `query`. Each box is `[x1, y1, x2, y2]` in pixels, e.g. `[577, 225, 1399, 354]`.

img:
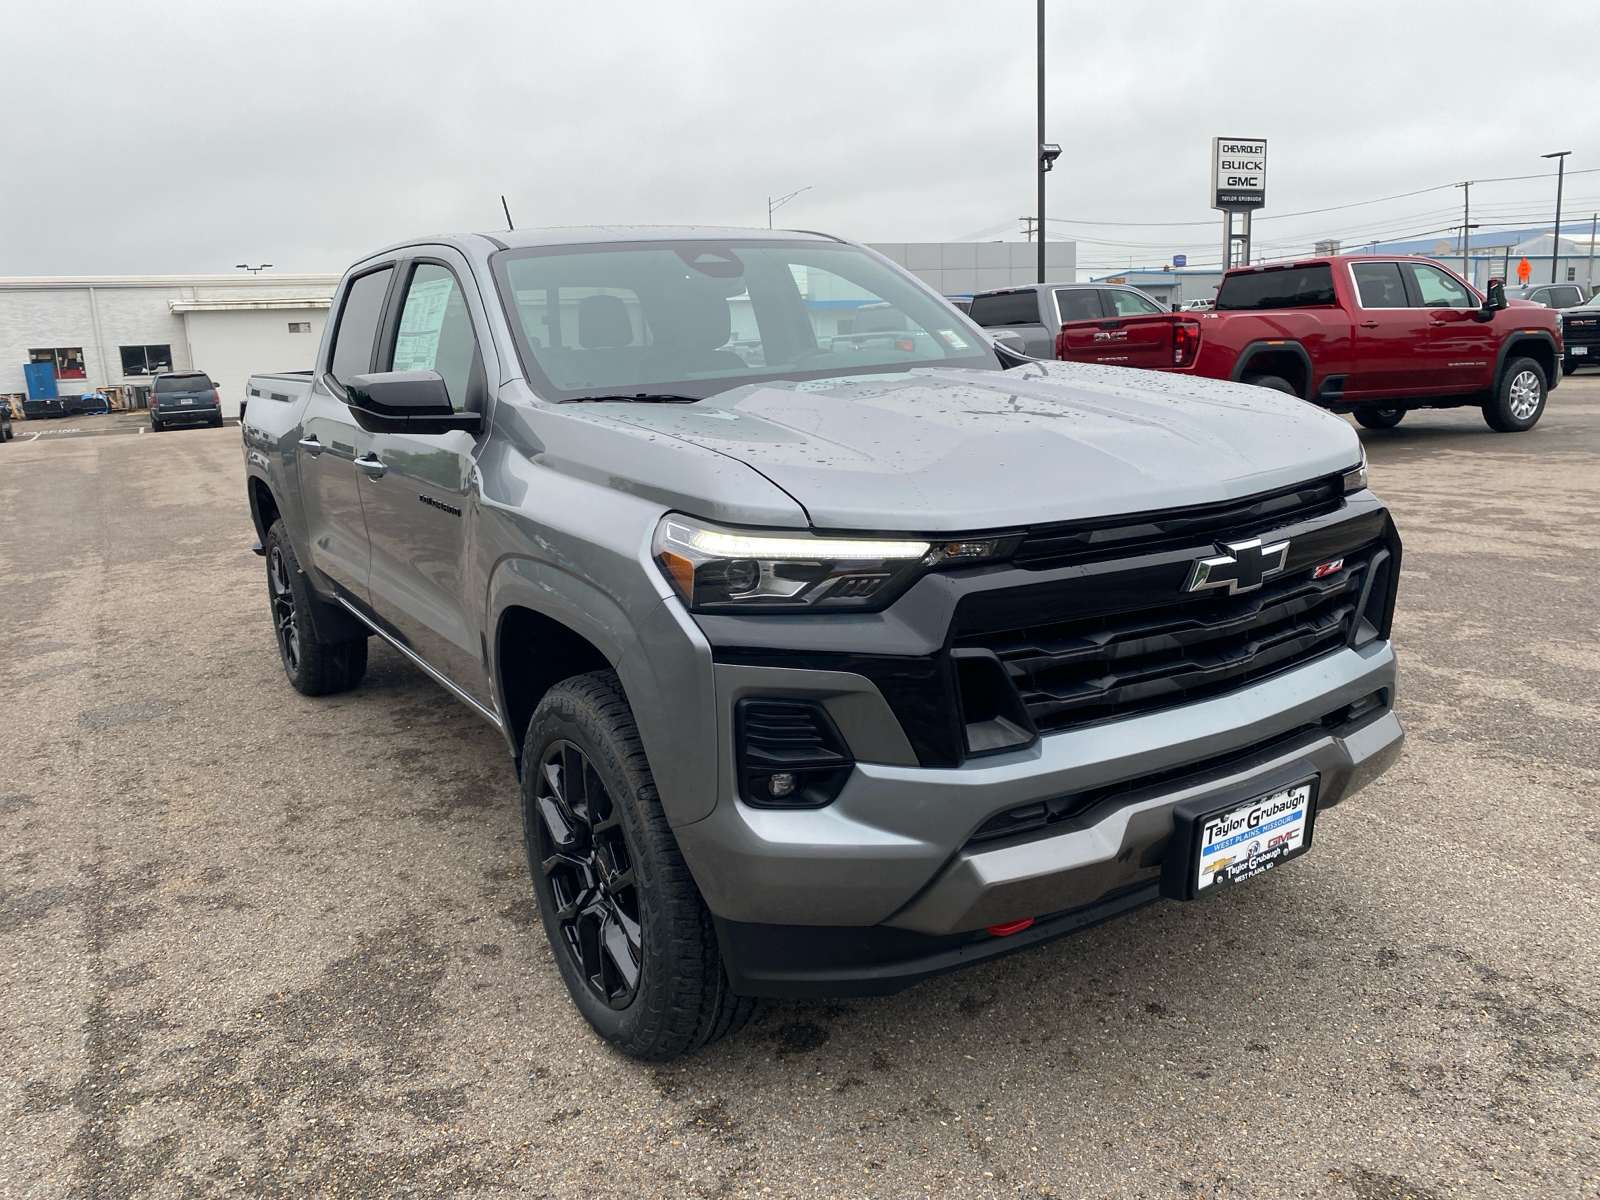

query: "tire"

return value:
[521, 670, 755, 1061]
[151, 418, 163, 432]
[264, 519, 368, 696]
[209, 414, 224, 428]
[1242, 374, 1298, 396]
[1483, 357, 1547, 432]
[1354, 404, 1406, 430]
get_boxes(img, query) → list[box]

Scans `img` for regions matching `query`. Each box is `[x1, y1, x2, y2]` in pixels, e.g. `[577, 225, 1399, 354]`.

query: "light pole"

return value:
[767, 186, 811, 229]
[1542, 151, 1571, 284]
[235, 263, 272, 274]
[1035, 0, 1060, 283]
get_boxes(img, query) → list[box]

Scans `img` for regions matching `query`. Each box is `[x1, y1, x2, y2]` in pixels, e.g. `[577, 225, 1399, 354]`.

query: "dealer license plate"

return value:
[1195, 781, 1314, 893]
[1573, 346, 1588, 356]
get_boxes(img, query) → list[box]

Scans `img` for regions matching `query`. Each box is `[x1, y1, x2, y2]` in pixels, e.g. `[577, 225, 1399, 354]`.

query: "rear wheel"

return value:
[209, 414, 224, 428]
[1483, 358, 1547, 432]
[1354, 404, 1406, 429]
[1242, 374, 1298, 396]
[264, 519, 368, 695]
[522, 671, 755, 1061]
[150, 417, 163, 432]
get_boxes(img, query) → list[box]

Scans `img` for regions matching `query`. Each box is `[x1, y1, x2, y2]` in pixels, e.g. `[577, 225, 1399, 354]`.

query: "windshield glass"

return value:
[493, 239, 996, 400]
[155, 374, 211, 392]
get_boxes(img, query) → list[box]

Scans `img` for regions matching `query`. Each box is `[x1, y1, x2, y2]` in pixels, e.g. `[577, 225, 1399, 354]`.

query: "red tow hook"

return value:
[985, 917, 1034, 937]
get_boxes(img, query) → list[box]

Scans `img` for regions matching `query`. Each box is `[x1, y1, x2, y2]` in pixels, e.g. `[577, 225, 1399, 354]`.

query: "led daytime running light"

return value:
[676, 524, 929, 561]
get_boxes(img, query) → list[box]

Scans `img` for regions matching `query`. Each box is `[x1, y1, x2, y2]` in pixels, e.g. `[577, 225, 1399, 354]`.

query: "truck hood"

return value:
[594, 361, 1363, 532]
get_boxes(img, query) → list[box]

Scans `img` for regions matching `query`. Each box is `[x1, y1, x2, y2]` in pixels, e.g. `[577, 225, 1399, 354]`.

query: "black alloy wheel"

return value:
[533, 739, 643, 1009]
[267, 543, 302, 679]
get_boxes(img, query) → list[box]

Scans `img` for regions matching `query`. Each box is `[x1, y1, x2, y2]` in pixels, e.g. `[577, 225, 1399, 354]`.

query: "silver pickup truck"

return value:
[242, 226, 1403, 1061]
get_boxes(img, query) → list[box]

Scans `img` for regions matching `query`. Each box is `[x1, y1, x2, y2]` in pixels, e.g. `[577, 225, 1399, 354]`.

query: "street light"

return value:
[767, 186, 811, 229]
[1542, 151, 1571, 284]
[236, 263, 273, 274]
[1035, 0, 1050, 283]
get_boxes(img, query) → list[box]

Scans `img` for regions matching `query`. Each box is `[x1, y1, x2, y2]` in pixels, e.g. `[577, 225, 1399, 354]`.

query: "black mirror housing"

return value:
[1474, 278, 1508, 322]
[342, 371, 482, 434]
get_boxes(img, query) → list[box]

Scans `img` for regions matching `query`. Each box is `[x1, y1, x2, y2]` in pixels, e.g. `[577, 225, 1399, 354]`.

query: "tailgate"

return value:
[1057, 312, 1184, 369]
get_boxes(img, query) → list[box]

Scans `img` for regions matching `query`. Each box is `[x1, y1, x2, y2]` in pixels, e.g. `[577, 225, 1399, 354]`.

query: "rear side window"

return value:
[968, 290, 1040, 327]
[1351, 262, 1408, 309]
[1215, 265, 1335, 310]
[1554, 286, 1584, 308]
[154, 374, 212, 392]
[328, 267, 394, 385]
[1055, 289, 1102, 322]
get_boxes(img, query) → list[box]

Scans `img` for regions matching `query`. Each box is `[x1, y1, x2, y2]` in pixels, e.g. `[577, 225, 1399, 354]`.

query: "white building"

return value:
[0, 274, 338, 418]
[869, 242, 1076, 298]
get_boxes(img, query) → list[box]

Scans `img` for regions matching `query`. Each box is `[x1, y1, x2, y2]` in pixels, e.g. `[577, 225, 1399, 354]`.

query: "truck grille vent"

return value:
[735, 699, 853, 809]
[955, 543, 1379, 735]
[1014, 475, 1344, 570]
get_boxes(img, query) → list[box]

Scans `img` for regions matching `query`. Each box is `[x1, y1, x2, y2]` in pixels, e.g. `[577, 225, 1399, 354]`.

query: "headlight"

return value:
[1343, 447, 1368, 494]
[653, 513, 1015, 612]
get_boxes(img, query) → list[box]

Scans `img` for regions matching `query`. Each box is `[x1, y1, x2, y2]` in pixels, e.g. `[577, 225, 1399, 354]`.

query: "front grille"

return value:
[1564, 316, 1600, 345]
[956, 543, 1379, 735]
[1013, 474, 1344, 570]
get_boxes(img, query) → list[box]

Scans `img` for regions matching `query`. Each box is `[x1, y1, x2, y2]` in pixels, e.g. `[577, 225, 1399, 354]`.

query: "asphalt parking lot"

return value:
[3, 379, 1598, 1200]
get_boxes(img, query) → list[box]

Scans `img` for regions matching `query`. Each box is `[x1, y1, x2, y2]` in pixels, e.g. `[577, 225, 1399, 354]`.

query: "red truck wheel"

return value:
[1483, 359, 1547, 433]
[1354, 405, 1405, 430]
[1243, 374, 1298, 397]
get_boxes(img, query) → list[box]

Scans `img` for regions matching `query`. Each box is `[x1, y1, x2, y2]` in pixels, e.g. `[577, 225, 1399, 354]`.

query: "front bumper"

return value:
[676, 640, 1401, 990]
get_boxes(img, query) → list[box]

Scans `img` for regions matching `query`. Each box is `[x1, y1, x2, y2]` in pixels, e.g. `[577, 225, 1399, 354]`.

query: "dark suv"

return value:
[150, 373, 223, 431]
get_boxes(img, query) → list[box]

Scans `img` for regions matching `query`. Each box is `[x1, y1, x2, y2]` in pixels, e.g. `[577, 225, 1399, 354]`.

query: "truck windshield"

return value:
[492, 240, 997, 401]
[1215, 265, 1336, 311]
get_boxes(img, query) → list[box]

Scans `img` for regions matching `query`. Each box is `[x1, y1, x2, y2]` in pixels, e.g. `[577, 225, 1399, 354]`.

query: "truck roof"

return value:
[364, 226, 842, 259]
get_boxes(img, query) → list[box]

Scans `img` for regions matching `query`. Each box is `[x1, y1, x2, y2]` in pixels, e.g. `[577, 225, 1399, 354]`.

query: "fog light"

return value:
[768, 772, 796, 798]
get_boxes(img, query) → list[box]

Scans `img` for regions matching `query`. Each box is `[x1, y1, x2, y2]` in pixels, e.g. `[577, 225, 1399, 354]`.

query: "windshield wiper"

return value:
[564, 393, 699, 404]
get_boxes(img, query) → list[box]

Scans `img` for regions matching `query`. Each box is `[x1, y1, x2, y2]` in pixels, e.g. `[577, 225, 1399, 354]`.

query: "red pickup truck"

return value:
[1055, 255, 1562, 432]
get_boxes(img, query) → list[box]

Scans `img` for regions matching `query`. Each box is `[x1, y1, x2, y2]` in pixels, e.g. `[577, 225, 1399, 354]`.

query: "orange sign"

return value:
[1517, 257, 1531, 283]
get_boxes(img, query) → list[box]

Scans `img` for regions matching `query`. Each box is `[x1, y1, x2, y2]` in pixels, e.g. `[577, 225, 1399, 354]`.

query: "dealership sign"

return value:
[1212, 138, 1266, 211]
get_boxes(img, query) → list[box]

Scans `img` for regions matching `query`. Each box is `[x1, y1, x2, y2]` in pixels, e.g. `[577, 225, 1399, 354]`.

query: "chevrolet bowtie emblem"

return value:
[1184, 538, 1290, 595]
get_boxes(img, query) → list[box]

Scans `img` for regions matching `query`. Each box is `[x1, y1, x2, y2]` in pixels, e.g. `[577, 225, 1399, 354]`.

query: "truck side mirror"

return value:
[343, 370, 483, 434]
[1476, 278, 1508, 322]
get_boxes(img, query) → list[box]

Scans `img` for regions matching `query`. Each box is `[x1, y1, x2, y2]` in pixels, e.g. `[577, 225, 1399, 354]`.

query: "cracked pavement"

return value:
[2, 379, 1598, 1198]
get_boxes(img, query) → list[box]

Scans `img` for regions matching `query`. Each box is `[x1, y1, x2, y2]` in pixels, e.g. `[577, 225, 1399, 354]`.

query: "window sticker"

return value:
[937, 329, 969, 349]
[392, 275, 457, 372]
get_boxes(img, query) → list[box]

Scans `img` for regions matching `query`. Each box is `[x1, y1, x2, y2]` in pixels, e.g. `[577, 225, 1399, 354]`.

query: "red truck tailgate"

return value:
[1057, 313, 1186, 369]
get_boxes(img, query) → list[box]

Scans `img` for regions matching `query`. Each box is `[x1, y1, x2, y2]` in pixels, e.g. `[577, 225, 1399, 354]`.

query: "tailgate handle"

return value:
[354, 452, 387, 479]
[297, 435, 323, 455]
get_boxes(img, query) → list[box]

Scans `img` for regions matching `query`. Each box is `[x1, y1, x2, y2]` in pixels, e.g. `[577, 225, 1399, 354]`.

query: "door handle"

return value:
[1359, 321, 1379, 328]
[297, 435, 323, 455]
[354, 452, 387, 478]
[1430, 320, 1447, 327]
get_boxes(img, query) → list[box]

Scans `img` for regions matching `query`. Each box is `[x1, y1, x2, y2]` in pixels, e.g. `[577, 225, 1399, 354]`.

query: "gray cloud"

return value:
[2, 0, 1596, 276]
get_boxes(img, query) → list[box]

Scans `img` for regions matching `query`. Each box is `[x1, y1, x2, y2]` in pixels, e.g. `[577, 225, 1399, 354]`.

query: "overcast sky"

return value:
[4, 0, 1597, 278]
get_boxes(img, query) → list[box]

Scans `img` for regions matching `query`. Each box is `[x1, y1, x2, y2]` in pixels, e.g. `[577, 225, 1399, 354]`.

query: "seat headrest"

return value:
[578, 294, 634, 349]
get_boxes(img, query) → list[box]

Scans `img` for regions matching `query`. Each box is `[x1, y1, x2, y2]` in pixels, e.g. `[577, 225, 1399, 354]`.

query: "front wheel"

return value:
[1354, 404, 1406, 430]
[521, 671, 755, 1061]
[264, 519, 368, 695]
[1483, 358, 1547, 432]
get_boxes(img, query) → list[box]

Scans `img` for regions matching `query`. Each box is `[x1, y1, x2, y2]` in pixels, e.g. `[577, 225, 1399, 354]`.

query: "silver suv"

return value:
[242, 227, 1403, 1060]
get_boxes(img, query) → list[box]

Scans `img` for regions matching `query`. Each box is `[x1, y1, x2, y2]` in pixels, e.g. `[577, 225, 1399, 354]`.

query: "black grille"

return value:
[1564, 315, 1600, 346]
[735, 699, 853, 808]
[1014, 474, 1344, 570]
[957, 544, 1379, 735]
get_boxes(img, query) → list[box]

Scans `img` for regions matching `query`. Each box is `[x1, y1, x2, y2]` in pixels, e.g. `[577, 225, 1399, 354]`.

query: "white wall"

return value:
[869, 242, 1076, 297]
[182, 309, 328, 418]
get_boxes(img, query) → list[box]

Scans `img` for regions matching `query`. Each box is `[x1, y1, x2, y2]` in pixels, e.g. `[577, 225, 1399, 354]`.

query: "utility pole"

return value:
[1543, 151, 1571, 284]
[1019, 217, 1038, 242]
[1037, 0, 1046, 283]
[1586, 213, 1597, 297]
[1456, 181, 1471, 283]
